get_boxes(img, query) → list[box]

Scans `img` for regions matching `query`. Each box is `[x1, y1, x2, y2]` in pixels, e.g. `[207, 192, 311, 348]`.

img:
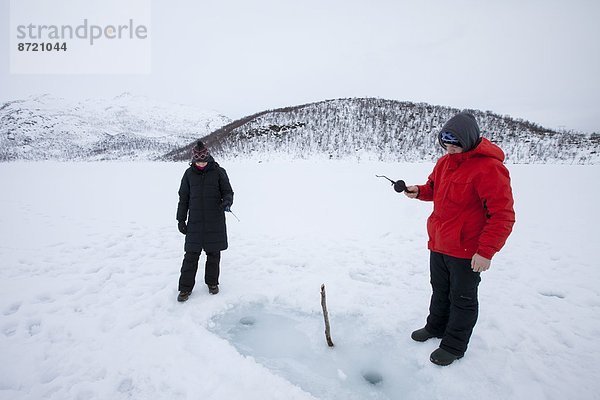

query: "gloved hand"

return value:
[222, 200, 232, 212]
[178, 221, 187, 234]
[393, 179, 407, 193]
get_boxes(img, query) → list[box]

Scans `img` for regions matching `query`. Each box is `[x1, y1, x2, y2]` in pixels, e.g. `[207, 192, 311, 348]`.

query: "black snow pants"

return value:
[178, 251, 221, 292]
[425, 251, 481, 357]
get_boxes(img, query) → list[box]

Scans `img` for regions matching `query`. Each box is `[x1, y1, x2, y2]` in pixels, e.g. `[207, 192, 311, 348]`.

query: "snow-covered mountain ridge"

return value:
[3, 96, 597, 163]
[0, 93, 230, 161]
[168, 98, 599, 164]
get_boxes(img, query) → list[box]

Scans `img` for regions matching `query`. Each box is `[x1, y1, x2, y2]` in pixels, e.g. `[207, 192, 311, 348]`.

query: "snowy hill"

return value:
[3, 96, 598, 163]
[167, 98, 600, 164]
[0, 94, 230, 161]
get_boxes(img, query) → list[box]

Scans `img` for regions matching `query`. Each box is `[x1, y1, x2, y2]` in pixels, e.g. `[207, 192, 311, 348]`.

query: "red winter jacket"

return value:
[417, 138, 515, 260]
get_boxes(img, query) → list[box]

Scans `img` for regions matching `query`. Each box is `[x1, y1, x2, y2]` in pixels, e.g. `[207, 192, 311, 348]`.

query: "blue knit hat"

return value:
[440, 131, 462, 147]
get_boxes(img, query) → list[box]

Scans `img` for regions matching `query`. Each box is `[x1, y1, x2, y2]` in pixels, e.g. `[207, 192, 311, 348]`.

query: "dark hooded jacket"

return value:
[177, 157, 234, 252]
[438, 112, 481, 151]
[418, 113, 515, 259]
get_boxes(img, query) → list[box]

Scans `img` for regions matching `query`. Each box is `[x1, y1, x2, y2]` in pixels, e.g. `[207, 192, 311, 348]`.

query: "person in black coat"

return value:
[176, 141, 234, 302]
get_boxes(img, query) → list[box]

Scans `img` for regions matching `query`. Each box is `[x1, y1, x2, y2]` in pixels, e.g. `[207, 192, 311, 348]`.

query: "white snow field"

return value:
[1, 160, 599, 400]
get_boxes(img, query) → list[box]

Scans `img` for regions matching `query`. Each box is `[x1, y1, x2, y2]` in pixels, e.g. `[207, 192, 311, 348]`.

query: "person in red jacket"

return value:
[402, 112, 515, 366]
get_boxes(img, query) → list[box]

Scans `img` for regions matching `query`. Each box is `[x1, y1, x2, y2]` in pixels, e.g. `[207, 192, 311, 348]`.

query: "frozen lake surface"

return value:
[1, 160, 599, 400]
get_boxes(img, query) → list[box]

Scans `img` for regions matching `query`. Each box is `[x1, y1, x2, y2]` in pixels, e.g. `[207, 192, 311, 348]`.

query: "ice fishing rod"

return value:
[375, 174, 396, 184]
[226, 209, 241, 222]
[375, 174, 410, 193]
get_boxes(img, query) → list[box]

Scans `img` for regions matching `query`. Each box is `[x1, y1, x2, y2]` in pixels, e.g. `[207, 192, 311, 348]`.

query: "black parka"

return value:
[176, 158, 234, 252]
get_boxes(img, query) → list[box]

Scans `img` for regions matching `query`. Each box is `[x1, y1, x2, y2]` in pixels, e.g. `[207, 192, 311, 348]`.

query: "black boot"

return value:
[411, 327, 443, 342]
[430, 347, 463, 366]
[177, 291, 191, 302]
[208, 285, 219, 295]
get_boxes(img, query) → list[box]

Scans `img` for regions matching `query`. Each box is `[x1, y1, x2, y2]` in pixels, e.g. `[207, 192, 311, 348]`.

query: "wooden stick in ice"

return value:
[320, 284, 334, 347]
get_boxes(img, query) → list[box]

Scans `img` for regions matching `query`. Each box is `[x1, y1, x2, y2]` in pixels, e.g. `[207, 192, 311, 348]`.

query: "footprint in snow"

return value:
[35, 294, 55, 304]
[28, 320, 42, 336]
[3, 323, 18, 337]
[3, 302, 21, 315]
[349, 269, 390, 286]
[539, 291, 565, 299]
[118, 378, 134, 393]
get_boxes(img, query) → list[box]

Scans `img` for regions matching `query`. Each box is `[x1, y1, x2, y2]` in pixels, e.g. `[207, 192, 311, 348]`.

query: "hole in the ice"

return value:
[362, 370, 383, 385]
[239, 316, 256, 326]
[210, 303, 413, 400]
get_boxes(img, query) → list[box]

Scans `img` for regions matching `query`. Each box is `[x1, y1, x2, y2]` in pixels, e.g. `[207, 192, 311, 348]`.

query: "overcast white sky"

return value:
[1, 0, 599, 133]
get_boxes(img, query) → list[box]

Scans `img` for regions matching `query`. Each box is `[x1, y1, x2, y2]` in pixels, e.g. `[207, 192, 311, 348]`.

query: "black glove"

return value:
[393, 180, 407, 193]
[178, 221, 187, 234]
[222, 200, 232, 212]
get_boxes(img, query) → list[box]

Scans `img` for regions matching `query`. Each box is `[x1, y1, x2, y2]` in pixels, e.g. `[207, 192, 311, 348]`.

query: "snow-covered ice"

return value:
[1, 160, 599, 400]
